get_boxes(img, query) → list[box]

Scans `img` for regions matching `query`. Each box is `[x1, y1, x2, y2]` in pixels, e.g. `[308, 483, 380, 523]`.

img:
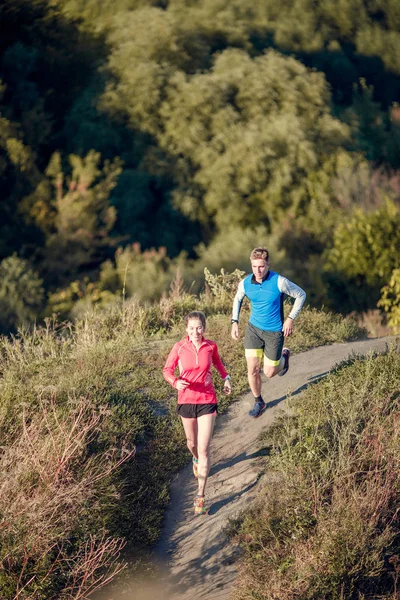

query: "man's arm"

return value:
[231, 279, 246, 340]
[278, 276, 306, 336]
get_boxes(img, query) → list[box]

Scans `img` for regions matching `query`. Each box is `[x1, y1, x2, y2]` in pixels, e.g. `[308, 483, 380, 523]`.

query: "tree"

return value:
[0, 80, 39, 258]
[23, 151, 122, 284]
[0, 254, 44, 333]
[323, 199, 400, 312]
[101, 7, 191, 136]
[158, 48, 349, 230]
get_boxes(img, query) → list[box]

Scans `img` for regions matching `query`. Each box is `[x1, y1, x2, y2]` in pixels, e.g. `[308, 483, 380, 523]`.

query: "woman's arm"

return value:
[162, 344, 180, 388]
[212, 344, 232, 395]
[212, 343, 228, 379]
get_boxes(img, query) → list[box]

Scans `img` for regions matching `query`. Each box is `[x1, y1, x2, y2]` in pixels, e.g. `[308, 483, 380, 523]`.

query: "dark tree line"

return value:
[1, 0, 400, 331]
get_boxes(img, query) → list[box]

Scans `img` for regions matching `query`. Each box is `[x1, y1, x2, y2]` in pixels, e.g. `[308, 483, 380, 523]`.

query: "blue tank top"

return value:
[243, 270, 284, 331]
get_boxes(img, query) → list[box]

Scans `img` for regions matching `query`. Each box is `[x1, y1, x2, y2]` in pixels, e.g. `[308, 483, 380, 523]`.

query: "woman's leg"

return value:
[196, 412, 216, 497]
[180, 417, 198, 460]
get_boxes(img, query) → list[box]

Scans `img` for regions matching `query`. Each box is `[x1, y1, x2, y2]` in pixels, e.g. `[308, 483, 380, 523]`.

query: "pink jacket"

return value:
[163, 337, 228, 404]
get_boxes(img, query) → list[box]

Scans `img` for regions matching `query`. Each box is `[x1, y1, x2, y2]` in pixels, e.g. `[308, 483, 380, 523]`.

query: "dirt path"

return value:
[94, 336, 397, 600]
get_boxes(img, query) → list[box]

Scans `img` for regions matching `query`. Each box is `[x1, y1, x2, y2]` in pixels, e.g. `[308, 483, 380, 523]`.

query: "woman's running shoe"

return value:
[193, 495, 207, 515]
[278, 348, 290, 376]
[192, 456, 199, 479]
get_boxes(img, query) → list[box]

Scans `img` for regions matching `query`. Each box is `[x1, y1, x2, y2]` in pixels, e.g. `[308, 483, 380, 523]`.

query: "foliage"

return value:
[378, 268, 400, 333]
[0, 254, 44, 333]
[323, 199, 400, 313]
[114, 243, 178, 303]
[231, 346, 400, 600]
[46, 231, 292, 323]
[101, 7, 189, 136]
[47, 276, 120, 321]
[2, 0, 400, 327]
[46, 243, 185, 320]
[158, 48, 350, 230]
[0, 79, 38, 259]
[192, 225, 291, 287]
[22, 150, 122, 283]
[204, 267, 245, 303]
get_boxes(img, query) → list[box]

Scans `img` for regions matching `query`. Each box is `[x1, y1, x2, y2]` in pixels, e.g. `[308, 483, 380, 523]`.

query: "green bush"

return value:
[0, 254, 44, 333]
[323, 199, 400, 313]
[379, 268, 400, 333]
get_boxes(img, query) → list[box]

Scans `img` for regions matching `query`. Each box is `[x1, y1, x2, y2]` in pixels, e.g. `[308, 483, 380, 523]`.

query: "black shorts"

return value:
[176, 403, 218, 418]
[244, 323, 284, 365]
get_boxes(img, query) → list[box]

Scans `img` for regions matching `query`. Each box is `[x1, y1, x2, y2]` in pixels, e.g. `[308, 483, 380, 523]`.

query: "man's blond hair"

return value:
[250, 247, 269, 262]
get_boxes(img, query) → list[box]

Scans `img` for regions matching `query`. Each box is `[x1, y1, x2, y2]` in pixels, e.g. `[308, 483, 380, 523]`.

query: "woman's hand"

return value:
[175, 378, 190, 391]
[223, 378, 232, 395]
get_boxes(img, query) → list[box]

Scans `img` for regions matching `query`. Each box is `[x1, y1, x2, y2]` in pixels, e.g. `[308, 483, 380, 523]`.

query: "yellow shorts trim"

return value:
[263, 356, 280, 367]
[245, 349, 280, 367]
[245, 349, 263, 359]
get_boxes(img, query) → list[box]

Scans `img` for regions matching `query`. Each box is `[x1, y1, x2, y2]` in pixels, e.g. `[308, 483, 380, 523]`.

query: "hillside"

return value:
[0, 293, 368, 600]
[92, 335, 399, 600]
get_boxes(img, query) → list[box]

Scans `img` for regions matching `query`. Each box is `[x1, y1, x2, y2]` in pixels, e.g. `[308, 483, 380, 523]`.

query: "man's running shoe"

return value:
[279, 348, 290, 377]
[194, 495, 207, 515]
[192, 456, 199, 479]
[249, 400, 266, 418]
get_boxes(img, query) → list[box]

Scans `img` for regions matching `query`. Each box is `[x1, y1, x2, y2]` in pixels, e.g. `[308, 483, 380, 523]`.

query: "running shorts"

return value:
[244, 323, 284, 366]
[176, 403, 218, 418]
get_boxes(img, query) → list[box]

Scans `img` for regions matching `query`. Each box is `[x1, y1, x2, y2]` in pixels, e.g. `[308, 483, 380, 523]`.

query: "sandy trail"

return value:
[94, 336, 396, 600]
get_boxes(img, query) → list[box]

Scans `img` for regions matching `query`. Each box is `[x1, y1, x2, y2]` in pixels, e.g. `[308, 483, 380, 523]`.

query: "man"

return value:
[231, 247, 306, 418]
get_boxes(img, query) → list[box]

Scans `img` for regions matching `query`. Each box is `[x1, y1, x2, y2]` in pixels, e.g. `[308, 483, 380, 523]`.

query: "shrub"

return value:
[0, 254, 44, 334]
[379, 268, 400, 333]
[203, 267, 246, 311]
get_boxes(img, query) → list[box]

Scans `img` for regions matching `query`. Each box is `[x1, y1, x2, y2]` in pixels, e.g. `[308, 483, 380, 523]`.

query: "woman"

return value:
[163, 311, 232, 515]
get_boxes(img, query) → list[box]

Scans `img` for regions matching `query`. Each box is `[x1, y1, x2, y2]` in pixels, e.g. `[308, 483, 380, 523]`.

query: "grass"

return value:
[229, 343, 400, 600]
[0, 287, 368, 599]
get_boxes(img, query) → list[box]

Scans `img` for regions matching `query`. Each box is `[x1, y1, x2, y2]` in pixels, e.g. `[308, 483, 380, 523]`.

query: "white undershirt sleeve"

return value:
[231, 279, 246, 321]
[278, 276, 306, 320]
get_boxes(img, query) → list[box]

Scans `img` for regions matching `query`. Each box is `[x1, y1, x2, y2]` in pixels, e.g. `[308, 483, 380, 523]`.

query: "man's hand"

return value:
[282, 317, 294, 337]
[231, 322, 239, 340]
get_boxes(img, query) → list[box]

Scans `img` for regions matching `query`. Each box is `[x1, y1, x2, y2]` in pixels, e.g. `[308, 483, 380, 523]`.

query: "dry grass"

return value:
[352, 309, 392, 339]
[0, 398, 134, 599]
[231, 344, 400, 600]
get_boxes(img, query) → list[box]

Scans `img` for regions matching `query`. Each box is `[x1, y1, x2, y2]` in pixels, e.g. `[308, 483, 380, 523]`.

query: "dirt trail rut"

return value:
[95, 336, 397, 600]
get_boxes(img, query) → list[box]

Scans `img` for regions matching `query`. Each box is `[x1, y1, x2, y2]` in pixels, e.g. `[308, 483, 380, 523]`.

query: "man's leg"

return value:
[263, 349, 290, 377]
[263, 355, 282, 378]
[246, 355, 263, 396]
[262, 331, 288, 378]
[244, 325, 264, 395]
[245, 351, 266, 418]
